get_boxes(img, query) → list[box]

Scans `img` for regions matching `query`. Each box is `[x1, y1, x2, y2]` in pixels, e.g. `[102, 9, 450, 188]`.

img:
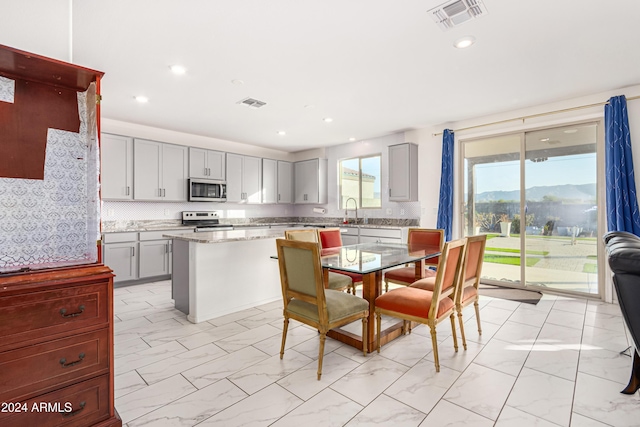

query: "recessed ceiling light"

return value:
[454, 35, 476, 49]
[277, 131, 286, 136]
[539, 137, 550, 142]
[134, 95, 149, 103]
[323, 117, 333, 123]
[349, 138, 356, 142]
[304, 104, 315, 109]
[563, 129, 578, 134]
[231, 79, 244, 85]
[170, 65, 186, 75]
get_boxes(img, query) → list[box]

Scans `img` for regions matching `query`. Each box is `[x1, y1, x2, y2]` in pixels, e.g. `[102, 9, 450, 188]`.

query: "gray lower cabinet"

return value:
[103, 241, 138, 282]
[139, 240, 172, 278]
[103, 230, 180, 283]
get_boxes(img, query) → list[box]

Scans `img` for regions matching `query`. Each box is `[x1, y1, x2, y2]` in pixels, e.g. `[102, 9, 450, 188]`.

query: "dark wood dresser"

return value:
[0, 265, 121, 426]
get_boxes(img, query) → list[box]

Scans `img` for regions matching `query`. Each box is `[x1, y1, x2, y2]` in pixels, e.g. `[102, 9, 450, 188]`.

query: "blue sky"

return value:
[473, 153, 596, 193]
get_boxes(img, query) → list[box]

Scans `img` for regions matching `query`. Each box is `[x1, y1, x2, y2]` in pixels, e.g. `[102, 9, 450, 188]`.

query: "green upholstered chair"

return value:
[276, 239, 369, 379]
[284, 229, 353, 293]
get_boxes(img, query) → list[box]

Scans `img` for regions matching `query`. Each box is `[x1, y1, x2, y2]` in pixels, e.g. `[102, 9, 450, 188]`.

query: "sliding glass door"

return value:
[462, 123, 600, 296]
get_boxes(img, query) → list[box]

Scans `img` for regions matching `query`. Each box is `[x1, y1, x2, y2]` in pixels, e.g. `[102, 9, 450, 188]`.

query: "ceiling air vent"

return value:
[428, 0, 488, 31]
[237, 97, 267, 109]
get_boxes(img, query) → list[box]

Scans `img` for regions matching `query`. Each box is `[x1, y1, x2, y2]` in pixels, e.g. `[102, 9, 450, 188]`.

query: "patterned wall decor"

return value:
[0, 76, 14, 103]
[0, 84, 99, 272]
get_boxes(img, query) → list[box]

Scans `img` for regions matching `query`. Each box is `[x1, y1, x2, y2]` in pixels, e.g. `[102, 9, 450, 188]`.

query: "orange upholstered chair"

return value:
[383, 228, 444, 292]
[317, 228, 363, 294]
[454, 234, 487, 349]
[375, 238, 467, 372]
[410, 234, 486, 350]
[284, 228, 353, 293]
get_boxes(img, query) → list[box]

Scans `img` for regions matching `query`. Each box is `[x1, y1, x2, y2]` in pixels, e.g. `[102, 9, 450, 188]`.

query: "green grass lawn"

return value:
[486, 247, 549, 256]
[583, 263, 597, 273]
[483, 254, 541, 267]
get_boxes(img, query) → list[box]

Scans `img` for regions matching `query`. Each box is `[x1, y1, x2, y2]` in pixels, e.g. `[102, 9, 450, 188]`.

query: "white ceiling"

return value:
[3, 0, 640, 153]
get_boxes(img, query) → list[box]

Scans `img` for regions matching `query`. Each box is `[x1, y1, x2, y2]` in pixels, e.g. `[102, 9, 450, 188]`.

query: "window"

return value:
[339, 154, 381, 209]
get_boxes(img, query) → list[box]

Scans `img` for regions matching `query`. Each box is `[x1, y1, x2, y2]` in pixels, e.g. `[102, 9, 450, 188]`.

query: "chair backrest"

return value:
[408, 228, 444, 266]
[275, 239, 327, 321]
[318, 228, 343, 249]
[285, 228, 318, 243]
[456, 234, 487, 301]
[429, 238, 467, 319]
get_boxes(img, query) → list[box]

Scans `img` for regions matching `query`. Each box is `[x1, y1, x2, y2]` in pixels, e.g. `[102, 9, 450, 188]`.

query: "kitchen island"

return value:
[164, 228, 284, 323]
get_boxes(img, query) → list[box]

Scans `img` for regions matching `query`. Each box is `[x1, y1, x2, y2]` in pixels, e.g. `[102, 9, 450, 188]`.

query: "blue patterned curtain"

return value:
[605, 95, 640, 235]
[436, 129, 454, 241]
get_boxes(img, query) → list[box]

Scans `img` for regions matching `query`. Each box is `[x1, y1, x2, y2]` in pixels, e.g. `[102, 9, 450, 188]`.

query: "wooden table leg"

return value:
[415, 259, 425, 280]
[362, 271, 381, 351]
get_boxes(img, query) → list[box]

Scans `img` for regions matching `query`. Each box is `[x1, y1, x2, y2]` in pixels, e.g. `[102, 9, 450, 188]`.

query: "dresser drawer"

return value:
[0, 282, 109, 351]
[0, 374, 110, 427]
[0, 329, 109, 402]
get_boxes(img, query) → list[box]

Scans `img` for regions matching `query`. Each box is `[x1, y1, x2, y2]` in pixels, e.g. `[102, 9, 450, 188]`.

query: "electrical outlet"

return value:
[400, 209, 405, 215]
[107, 209, 114, 217]
[386, 208, 392, 215]
[421, 207, 426, 215]
[164, 209, 170, 216]
[433, 207, 438, 214]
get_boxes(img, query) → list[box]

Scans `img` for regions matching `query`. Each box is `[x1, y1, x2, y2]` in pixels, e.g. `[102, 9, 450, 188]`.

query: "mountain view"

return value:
[474, 183, 596, 202]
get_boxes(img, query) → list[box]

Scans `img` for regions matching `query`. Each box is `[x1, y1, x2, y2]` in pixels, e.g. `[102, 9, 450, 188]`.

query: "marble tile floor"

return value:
[113, 281, 640, 427]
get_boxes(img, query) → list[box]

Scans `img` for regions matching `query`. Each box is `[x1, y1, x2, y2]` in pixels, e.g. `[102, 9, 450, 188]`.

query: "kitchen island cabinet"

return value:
[164, 229, 283, 323]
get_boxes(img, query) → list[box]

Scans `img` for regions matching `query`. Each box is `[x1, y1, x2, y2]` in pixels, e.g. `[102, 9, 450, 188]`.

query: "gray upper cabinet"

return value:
[134, 139, 188, 201]
[277, 160, 293, 204]
[262, 158, 277, 204]
[294, 158, 327, 204]
[101, 133, 133, 200]
[226, 153, 262, 203]
[189, 147, 225, 180]
[388, 143, 418, 202]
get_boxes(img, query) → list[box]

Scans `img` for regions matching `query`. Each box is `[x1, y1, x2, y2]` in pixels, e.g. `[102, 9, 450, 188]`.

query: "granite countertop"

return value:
[102, 219, 414, 233]
[163, 228, 284, 243]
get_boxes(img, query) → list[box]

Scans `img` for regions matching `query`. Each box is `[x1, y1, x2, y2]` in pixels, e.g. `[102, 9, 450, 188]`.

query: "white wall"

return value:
[410, 83, 640, 302]
[293, 133, 421, 221]
[0, 0, 71, 62]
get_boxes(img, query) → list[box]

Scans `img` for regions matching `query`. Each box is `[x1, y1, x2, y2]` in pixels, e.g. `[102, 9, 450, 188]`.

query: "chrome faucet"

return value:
[345, 197, 358, 224]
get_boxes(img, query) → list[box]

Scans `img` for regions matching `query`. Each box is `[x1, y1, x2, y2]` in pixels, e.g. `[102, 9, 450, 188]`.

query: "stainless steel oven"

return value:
[188, 178, 227, 202]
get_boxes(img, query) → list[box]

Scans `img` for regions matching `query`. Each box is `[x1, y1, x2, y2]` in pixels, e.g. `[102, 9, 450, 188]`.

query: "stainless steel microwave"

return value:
[188, 179, 227, 202]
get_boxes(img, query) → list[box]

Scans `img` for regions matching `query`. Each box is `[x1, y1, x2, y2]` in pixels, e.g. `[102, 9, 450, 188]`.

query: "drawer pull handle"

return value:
[60, 305, 85, 318]
[60, 352, 85, 368]
[62, 401, 86, 417]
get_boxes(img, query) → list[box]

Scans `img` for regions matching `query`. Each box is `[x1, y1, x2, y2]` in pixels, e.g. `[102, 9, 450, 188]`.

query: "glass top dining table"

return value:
[320, 242, 441, 352]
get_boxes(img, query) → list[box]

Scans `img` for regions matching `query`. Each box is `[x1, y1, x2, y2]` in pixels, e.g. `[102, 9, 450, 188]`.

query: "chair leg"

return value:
[362, 317, 368, 356]
[376, 312, 382, 353]
[474, 300, 482, 335]
[280, 317, 289, 359]
[449, 314, 458, 352]
[317, 333, 326, 380]
[384, 279, 389, 293]
[430, 325, 440, 372]
[457, 308, 467, 350]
